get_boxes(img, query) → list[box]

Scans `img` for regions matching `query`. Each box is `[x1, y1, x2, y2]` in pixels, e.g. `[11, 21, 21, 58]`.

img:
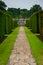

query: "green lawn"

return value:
[0, 27, 19, 65]
[24, 27, 43, 65]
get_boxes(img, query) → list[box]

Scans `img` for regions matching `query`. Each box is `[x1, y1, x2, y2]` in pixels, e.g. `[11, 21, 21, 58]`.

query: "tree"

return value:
[33, 4, 42, 12]
[0, 1, 7, 11]
[7, 8, 17, 18]
[7, 8, 29, 18]
[20, 9, 28, 18]
[17, 8, 20, 18]
[30, 4, 42, 15]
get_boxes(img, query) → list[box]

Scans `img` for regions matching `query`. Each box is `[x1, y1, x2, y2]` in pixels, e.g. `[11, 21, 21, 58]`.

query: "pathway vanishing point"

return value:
[7, 27, 36, 65]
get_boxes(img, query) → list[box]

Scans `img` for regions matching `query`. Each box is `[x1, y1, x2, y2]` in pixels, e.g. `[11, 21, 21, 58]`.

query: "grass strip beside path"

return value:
[0, 27, 19, 65]
[24, 27, 43, 65]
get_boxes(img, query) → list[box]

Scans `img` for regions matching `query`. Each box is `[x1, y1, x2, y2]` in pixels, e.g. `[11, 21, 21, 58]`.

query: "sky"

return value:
[2, 0, 43, 10]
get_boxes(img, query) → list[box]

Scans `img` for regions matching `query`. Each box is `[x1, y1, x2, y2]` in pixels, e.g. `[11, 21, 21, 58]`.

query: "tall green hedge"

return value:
[5, 14, 12, 34]
[0, 11, 5, 38]
[29, 12, 40, 33]
[30, 13, 38, 33]
[30, 11, 43, 35]
[39, 11, 43, 36]
[26, 11, 43, 36]
[0, 10, 18, 39]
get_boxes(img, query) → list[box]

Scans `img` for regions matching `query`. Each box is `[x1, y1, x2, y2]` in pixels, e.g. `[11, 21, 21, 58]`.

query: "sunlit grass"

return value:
[24, 27, 43, 65]
[0, 27, 19, 65]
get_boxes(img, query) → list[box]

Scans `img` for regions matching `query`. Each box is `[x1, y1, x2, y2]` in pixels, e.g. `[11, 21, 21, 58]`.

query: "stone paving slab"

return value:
[7, 27, 36, 65]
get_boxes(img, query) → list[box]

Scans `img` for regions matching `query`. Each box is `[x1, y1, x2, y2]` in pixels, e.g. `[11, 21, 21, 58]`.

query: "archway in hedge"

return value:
[18, 18, 26, 26]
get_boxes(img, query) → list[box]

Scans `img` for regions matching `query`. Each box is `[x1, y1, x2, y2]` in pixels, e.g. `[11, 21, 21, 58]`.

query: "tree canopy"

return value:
[0, 1, 7, 11]
[30, 4, 42, 15]
[0, 0, 42, 18]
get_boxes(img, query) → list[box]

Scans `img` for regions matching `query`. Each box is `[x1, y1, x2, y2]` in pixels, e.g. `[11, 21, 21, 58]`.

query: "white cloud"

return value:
[2, 0, 43, 10]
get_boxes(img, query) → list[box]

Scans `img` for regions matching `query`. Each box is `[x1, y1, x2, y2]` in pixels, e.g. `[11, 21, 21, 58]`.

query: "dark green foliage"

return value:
[11, 19, 15, 30]
[0, 11, 5, 38]
[29, 18, 32, 29]
[5, 14, 12, 34]
[30, 11, 43, 34]
[26, 11, 43, 36]
[28, 11, 41, 33]
[30, 4, 42, 16]
[14, 19, 18, 28]
[7, 8, 20, 18]
[39, 11, 43, 36]
[11, 19, 18, 30]
[7, 4, 42, 19]
[20, 9, 28, 18]
[0, 0, 7, 11]
[30, 13, 38, 33]
[26, 18, 32, 29]
[36, 13, 40, 33]
[25, 19, 29, 27]
[7, 8, 30, 18]
[0, 10, 18, 38]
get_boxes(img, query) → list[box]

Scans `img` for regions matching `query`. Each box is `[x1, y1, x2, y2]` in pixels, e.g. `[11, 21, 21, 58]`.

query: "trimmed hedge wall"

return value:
[26, 11, 43, 36]
[39, 11, 43, 36]
[30, 13, 39, 33]
[0, 10, 18, 39]
[5, 14, 12, 34]
[0, 11, 5, 38]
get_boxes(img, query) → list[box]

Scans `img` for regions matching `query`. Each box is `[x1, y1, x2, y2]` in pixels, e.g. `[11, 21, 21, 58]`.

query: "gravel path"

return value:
[7, 27, 36, 65]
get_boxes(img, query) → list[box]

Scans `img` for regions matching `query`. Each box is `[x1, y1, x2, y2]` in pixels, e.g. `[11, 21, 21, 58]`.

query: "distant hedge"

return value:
[14, 19, 18, 28]
[25, 19, 29, 28]
[26, 18, 32, 29]
[26, 10, 43, 36]
[11, 19, 18, 30]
